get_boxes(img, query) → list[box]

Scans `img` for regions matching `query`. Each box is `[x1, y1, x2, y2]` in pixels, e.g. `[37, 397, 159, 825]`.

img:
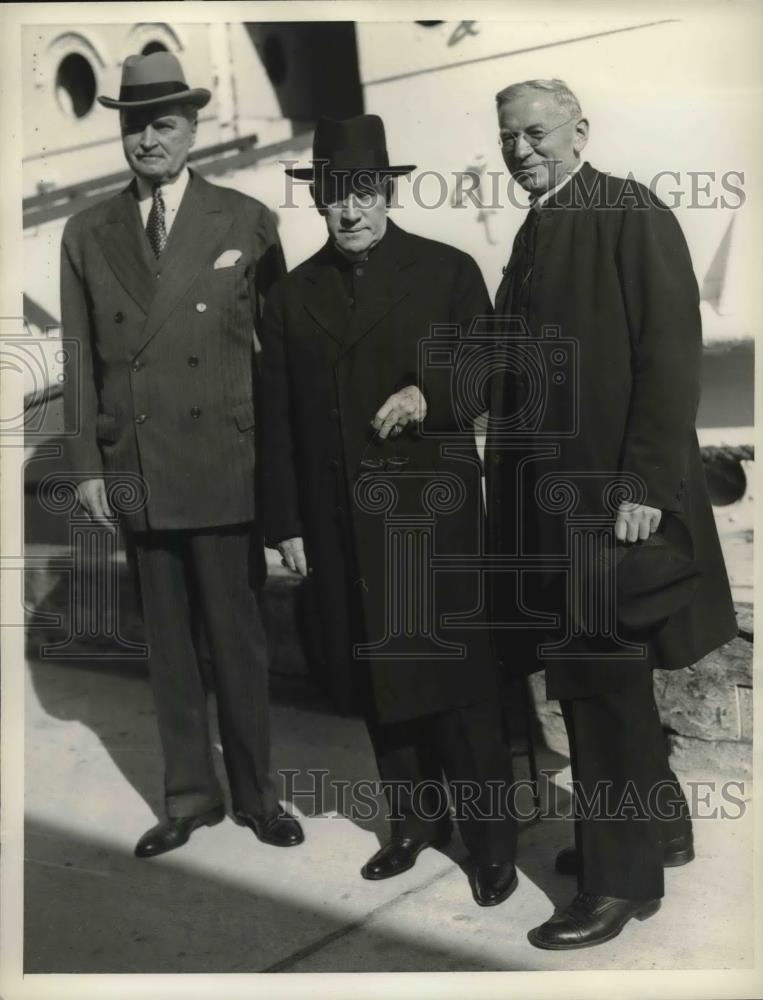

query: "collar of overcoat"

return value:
[93, 169, 235, 356]
[301, 218, 418, 359]
[494, 162, 605, 315]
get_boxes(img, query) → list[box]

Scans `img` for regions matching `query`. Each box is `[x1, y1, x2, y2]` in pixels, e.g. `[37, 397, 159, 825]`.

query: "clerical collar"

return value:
[530, 159, 585, 209]
[330, 228, 387, 268]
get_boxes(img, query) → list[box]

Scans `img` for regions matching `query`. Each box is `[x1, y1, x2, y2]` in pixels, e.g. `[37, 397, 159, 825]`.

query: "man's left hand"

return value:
[615, 502, 662, 543]
[372, 386, 427, 440]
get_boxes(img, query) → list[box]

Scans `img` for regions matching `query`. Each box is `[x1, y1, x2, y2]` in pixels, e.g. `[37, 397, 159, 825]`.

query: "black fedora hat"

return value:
[285, 115, 416, 180]
[576, 513, 701, 634]
[98, 51, 211, 111]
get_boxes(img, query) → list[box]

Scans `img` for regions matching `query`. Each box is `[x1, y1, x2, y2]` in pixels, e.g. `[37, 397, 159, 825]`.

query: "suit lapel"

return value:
[339, 220, 415, 359]
[94, 183, 156, 316]
[133, 171, 234, 356]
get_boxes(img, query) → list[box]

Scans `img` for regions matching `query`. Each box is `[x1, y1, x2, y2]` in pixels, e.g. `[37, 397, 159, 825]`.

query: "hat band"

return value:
[312, 147, 390, 170]
[118, 80, 190, 103]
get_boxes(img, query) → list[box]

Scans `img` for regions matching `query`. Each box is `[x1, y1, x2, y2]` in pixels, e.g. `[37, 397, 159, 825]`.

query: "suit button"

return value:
[114, 311, 124, 323]
[188, 355, 199, 367]
[135, 413, 147, 424]
[355, 267, 364, 277]
[195, 302, 207, 313]
[131, 360, 142, 373]
[190, 406, 202, 418]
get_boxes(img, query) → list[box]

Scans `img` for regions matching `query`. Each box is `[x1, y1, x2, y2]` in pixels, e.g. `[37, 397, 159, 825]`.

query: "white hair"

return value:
[495, 79, 582, 117]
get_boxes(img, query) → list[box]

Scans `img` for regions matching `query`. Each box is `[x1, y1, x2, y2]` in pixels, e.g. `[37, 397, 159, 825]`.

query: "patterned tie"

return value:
[146, 185, 167, 258]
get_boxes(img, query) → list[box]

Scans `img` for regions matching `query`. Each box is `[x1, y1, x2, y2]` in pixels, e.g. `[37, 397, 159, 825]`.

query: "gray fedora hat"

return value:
[98, 51, 211, 111]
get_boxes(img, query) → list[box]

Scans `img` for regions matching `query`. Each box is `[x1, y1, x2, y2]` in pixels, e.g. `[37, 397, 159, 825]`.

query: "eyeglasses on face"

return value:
[498, 114, 578, 151]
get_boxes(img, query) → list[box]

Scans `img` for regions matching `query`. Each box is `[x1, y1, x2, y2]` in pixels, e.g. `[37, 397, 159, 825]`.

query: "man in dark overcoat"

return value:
[260, 115, 518, 906]
[487, 78, 737, 948]
[61, 51, 303, 857]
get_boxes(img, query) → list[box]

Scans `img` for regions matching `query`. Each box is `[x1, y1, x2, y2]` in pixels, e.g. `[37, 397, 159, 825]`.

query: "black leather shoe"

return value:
[471, 861, 518, 907]
[235, 808, 304, 847]
[134, 805, 225, 858]
[528, 892, 661, 950]
[361, 832, 451, 881]
[555, 830, 694, 876]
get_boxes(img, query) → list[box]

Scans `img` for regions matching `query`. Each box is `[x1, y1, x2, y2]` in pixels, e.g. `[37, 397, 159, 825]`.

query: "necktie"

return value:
[146, 186, 167, 258]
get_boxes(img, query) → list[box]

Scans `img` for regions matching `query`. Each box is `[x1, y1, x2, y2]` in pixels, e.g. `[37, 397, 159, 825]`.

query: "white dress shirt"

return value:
[135, 167, 190, 236]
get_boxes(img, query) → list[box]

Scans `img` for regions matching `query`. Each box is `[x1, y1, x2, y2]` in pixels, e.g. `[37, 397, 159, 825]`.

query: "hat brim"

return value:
[285, 165, 416, 180]
[98, 89, 211, 111]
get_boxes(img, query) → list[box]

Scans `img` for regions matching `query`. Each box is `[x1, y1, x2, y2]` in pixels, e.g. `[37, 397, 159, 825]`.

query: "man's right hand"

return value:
[278, 536, 308, 577]
[77, 477, 115, 526]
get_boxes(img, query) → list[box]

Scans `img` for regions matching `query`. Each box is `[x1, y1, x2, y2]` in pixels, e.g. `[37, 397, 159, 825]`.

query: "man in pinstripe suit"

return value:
[61, 51, 303, 857]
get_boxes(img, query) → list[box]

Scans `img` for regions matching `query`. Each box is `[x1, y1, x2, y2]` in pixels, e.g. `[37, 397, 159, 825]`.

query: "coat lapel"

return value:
[302, 245, 351, 347]
[133, 171, 235, 356]
[93, 183, 156, 316]
[339, 220, 415, 358]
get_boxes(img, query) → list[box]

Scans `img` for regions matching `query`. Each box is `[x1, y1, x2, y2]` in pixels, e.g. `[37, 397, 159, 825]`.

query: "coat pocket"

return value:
[231, 399, 255, 432]
[95, 411, 119, 444]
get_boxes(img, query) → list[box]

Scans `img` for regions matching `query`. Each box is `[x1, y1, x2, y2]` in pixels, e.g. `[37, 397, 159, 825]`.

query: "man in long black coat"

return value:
[487, 79, 737, 948]
[260, 115, 518, 906]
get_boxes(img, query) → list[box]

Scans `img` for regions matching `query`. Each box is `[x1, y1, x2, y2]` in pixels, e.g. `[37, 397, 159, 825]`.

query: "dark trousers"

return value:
[560, 671, 692, 899]
[367, 700, 518, 865]
[132, 524, 278, 820]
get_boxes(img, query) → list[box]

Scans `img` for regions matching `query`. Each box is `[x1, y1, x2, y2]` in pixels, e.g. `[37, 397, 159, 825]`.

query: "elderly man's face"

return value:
[318, 176, 388, 258]
[121, 104, 197, 184]
[498, 92, 587, 196]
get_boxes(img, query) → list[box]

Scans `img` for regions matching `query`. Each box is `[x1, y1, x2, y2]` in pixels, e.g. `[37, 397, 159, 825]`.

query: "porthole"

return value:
[55, 52, 96, 118]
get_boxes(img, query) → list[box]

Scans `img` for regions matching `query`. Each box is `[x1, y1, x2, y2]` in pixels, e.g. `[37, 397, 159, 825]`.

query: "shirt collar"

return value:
[135, 166, 190, 212]
[530, 159, 585, 209]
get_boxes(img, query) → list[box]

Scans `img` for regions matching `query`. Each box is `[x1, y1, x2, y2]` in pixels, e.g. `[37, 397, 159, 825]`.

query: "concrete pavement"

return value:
[22, 654, 755, 977]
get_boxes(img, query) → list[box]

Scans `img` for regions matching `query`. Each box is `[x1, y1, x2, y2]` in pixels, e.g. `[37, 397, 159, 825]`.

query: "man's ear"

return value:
[188, 112, 198, 150]
[574, 117, 589, 154]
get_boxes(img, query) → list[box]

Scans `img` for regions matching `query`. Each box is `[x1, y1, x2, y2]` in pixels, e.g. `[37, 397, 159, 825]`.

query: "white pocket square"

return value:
[213, 249, 243, 269]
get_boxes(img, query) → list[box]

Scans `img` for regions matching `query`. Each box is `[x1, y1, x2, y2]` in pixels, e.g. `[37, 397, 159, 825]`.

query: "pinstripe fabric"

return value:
[61, 170, 285, 530]
[134, 525, 278, 819]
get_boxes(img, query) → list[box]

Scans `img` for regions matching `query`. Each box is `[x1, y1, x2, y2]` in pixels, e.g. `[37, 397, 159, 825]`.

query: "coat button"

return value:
[188, 355, 199, 367]
[190, 406, 202, 418]
[195, 302, 207, 313]
[355, 266, 364, 277]
[135, 413, 147, 424]
[114, 311, 124, 323]
[131, 360, 142, 373]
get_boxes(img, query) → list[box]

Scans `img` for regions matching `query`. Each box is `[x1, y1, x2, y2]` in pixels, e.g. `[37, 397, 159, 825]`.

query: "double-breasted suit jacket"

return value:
[486, 163, 737, 699]
[260, 220, 500, 724]
[61, 169, 284, 531]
